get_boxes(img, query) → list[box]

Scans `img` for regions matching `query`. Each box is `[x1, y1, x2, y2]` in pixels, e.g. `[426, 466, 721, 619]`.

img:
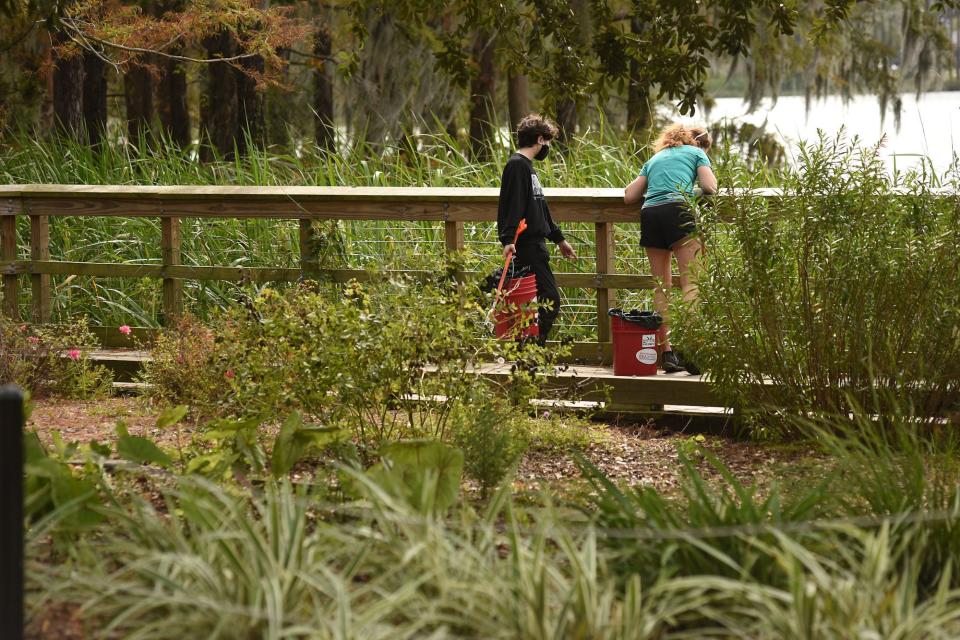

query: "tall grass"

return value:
[0, 127, 776, 333]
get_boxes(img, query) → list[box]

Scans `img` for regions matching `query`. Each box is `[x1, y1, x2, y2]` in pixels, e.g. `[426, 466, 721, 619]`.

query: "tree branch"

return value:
[58, 19, 266, 66]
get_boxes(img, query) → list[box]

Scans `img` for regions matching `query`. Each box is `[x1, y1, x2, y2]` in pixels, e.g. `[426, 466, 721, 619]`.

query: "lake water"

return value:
[676, 91, 960, 176]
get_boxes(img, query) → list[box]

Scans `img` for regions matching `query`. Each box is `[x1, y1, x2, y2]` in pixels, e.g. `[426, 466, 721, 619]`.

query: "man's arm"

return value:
[498, 162, 526, 246]
[544, 200, 564, 244]
[543, 201, 578, 259]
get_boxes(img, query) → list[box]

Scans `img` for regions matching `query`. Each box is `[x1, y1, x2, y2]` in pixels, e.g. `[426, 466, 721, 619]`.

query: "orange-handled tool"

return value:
[495, 218, 528, 297]
[485, 218, 528, 330]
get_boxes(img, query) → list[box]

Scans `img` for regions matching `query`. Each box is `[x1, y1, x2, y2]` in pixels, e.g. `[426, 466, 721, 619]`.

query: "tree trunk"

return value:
[52, 33, 84, 137]
[555, 98, 576, 143]
[555, 0, 591, 144]
[156, 56, 191, 148]
[468, 29, 496, 158]
[200, 30, 240, 161]
[81, 52, 107, 146]
[507, 72, 529, 131]
[154, 1, 191, 148]
[626, 17, 652, 132]
[124, 64, 154, 147]
[312, 24, 335, 151]
[265, 52, 292, 148]
[236, 53, 266, 154]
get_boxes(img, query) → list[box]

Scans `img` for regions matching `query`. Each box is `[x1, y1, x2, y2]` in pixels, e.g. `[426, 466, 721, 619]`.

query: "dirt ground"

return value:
[28, 396, 823, 495]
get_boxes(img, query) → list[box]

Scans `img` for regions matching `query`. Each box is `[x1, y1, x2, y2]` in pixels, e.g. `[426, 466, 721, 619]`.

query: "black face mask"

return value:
[534, 143, 550, 161]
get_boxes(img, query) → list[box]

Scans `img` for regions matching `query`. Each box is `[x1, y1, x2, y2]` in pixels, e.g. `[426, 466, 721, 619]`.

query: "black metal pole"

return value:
[0, 385, 24, 640]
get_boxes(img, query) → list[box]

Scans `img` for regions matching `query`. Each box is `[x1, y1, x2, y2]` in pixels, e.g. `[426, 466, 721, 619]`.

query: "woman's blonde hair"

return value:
[653, 124, 695, 152]
[653, 124, 712, 152]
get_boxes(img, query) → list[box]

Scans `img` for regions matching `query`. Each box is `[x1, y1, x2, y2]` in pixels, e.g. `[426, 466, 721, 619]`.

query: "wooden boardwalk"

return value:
[89, 349, 728, 415]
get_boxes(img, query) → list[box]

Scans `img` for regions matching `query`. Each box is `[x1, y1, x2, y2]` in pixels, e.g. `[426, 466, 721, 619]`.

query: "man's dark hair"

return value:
[515, 114, 559, 148]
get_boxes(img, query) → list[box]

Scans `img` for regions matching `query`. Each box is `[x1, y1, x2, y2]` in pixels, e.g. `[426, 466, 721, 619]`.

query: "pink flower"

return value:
[225, 369, 235, 379]
[68, 349, 81, 361]
[119, 325, 132, 335]
[27, 336, 39, 344]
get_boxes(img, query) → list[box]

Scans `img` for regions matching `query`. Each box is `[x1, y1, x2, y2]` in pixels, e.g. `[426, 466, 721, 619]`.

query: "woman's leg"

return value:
[671, 236, 703, 305]
[645, 246, 673, 351]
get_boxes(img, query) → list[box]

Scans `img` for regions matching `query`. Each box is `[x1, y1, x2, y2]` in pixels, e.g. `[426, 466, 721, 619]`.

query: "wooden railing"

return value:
[0, 184, 762, 360]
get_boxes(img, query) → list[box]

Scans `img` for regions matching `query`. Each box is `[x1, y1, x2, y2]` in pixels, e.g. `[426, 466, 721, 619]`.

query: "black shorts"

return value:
[639, 201, 697, 250]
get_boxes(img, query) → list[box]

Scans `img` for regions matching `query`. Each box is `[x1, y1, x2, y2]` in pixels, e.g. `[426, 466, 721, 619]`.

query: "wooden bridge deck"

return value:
[89, 349, 728, 415]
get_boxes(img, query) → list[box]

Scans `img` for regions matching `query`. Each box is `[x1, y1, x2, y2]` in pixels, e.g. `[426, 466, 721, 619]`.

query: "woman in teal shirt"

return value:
[623, 124, 717, 373]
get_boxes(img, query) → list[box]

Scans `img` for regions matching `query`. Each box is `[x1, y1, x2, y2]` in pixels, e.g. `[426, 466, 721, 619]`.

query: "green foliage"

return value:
[186, 416, 269, 480]
[790, 395, 960, 595]
[29, 459, 960, 639]
[168, 276, 538, 463]
[155, 404, 189, 430]
[182, 411, 349, 482]
[451, 390, 529, 499]
[0, 315, 112, 398]
[115, 422, 173, 469]
[364, 440, 465, 514]
[677, 132, 960, 435]
[674, 433, 707, 460]
[270, 411, 349, 478]
[141, 315, 225, 419]
[578, 448, 832, 586]
[24, 432, 104, 531]
[524, 412, 609, 454]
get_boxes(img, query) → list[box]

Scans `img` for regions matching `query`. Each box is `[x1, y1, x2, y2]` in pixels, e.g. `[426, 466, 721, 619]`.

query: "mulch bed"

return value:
[28, 397, 822, 496]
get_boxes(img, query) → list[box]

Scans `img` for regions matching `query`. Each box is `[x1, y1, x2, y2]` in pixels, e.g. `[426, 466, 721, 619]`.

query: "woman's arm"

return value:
[624, 175, 648, 204]
[697, 166, 718, 194]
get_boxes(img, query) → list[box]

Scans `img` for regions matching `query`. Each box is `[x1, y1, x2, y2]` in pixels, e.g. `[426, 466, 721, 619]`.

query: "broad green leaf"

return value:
[50, 474, 104, 528]
[89, 440, 112, 457]
[271, 411, 305, 477]
[116, 424, 173, 469]
[271, 411, 348, 477]
[157, 405, 189, 430]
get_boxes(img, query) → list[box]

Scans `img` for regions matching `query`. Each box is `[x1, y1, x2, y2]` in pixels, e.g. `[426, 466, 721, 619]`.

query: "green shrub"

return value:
[525, 412, 609, 453]
[0, 316, 112, 398]
[205, 278, 491, 460]
[140, 314, 225, 418]
[451, 389, 529, 499]
[791, 395, 960, 595]
[679, 133, 960, 435]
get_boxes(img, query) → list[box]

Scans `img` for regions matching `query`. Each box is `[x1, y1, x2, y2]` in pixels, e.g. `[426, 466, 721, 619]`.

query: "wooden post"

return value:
[161, 216, 182, 323]
[595, 222, 616, 344]
[299, 218, 316, 279]
[0, 385, 25, 640]
[443, 220, 465, 254]
[1, 214, 17, 320]
[30, 215, 51, 323]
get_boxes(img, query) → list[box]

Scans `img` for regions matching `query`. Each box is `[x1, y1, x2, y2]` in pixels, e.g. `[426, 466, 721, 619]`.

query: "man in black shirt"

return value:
[498, 114, 578, 341]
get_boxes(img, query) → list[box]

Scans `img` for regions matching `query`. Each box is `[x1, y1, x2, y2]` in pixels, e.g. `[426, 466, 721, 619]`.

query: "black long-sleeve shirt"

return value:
[497, 153, 565, 247]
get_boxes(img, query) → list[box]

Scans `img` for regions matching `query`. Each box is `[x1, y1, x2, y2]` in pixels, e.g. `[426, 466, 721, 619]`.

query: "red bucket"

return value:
[611, 316, 659, 376]
[494, 275, 539, 339]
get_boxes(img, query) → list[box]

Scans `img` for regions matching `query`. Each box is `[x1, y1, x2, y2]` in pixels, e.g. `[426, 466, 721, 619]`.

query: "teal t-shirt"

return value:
[639, 145, 711, 208]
